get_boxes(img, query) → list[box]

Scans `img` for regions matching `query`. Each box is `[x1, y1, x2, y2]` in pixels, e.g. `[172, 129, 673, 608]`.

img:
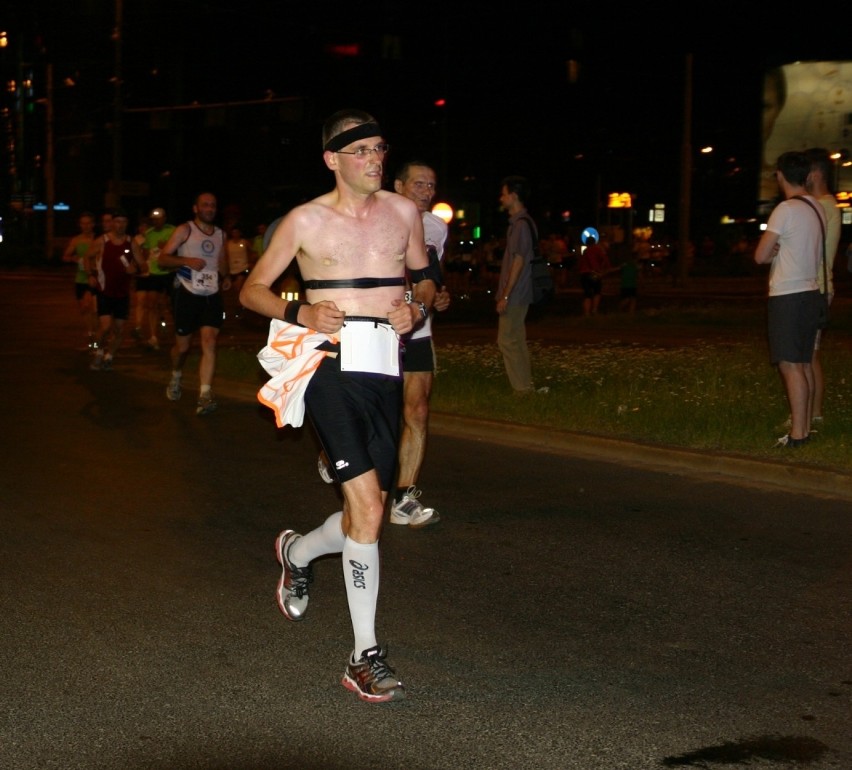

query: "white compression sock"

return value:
[289, 511, 344, 564]
[342, 536, 379, 657]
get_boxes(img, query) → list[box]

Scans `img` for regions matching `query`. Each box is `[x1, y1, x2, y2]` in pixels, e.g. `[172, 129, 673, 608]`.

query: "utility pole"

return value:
[678, 53, 693, 287]
[109, 0, 123, 209]
[44, 62, 55, 259]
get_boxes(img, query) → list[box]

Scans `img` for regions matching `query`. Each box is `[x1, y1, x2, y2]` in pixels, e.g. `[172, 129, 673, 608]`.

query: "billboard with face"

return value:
[760, 61, 852, 213]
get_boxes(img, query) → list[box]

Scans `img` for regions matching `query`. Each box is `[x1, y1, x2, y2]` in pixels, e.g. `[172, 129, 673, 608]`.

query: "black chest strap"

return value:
[303, 276, 406, 290]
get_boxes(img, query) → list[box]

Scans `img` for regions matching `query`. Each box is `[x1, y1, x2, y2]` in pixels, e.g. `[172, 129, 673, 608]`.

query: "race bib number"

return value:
[192, 269, 219, 292]
[339, 320, 400, 377]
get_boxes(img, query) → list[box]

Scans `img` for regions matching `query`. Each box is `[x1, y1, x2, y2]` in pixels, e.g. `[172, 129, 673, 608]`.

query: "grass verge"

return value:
[430, 337, 851, 473]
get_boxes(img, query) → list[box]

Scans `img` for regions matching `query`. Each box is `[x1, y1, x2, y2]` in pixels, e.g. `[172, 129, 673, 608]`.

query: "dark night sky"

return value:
[6, 1, 851, 235]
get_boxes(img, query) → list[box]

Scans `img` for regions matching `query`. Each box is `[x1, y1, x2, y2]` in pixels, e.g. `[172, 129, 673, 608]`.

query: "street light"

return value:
[432, 202, 453, 224]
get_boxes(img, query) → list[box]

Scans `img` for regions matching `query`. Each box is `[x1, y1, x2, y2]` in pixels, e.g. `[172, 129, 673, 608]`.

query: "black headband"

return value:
[324, 122, 383, 152]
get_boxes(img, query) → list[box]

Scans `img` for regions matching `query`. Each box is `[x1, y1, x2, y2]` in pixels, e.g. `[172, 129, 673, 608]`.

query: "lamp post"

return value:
[108, 0, 123, 209]
[678, 53, 693, 287]
[42, 62, 54, 258]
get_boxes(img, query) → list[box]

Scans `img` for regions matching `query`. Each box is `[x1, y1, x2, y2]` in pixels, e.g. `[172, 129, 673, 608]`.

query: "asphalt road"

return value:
[1, 272, 850, 770]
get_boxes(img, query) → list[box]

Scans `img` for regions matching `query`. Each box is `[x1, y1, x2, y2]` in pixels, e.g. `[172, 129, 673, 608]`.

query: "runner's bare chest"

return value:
[306, 209, 408, 274]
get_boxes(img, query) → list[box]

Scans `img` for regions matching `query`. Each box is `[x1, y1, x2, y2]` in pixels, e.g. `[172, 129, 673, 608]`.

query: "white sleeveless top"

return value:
[175, 221, 226, 296]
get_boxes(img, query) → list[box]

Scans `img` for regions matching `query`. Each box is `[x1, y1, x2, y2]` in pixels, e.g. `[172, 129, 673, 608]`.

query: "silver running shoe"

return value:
[166, 376, 182, 401]
[196, 391, 217, 416]
[341, 645, 406, 703]
[274, 530, 312, 621]
[390, 486, 440, 528]
[317, 452, 335, 484]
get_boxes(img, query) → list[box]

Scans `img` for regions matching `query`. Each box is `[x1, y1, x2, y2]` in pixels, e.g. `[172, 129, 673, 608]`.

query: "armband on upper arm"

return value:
[409, 262, 441, 286]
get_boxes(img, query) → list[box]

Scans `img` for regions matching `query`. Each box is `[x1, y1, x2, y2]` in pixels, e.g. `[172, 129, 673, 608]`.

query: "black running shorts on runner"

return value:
[96, 293, 130, 320]
[767, 290, 820, 365]
[402, 336, 436, 374]
[75, 283, 96, 300]
[172, 285, 225, 336]
[306, 355, 402, 490]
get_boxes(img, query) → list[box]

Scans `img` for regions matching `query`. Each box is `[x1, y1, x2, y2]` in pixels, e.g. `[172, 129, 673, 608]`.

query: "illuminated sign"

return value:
[32, 202, 70, 211]
[607, 193, 632, 209]
[581, 227, 599, 245]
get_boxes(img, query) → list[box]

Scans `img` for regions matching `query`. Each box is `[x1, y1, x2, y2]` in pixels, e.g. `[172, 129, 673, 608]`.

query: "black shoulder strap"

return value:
[515, 214, 539, 248]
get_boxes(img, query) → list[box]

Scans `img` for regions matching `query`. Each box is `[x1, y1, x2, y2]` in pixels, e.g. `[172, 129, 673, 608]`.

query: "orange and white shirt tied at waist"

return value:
[256, 319, 337, 428]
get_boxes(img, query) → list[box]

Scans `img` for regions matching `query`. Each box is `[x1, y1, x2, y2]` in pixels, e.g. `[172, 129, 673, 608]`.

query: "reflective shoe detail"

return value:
[342, 645, 406, 703]
[166, 377, 182, 401]
[196, 391, 217, 416]
[274, 530, 312, 621]
[317, 452, 335, 484]
[390, 486, 440, 528]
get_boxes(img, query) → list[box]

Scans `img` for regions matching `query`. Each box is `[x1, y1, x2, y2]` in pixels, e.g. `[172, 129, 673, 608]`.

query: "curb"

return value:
[428, 413, 852, 503]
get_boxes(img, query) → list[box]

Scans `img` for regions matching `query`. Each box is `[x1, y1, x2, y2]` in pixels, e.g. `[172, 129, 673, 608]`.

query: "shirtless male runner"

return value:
[240, 109, 437, 703]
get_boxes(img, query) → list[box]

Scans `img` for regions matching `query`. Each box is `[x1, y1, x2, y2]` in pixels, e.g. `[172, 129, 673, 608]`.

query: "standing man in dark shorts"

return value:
[158, 192, 230, 416]
[754, 151, 824, 447]
[240, 109, 436, 703]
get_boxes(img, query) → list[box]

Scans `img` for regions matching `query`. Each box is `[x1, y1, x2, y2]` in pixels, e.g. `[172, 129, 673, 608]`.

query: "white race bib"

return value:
[192, 269, 219, 292]
[339, 319, 400, 377]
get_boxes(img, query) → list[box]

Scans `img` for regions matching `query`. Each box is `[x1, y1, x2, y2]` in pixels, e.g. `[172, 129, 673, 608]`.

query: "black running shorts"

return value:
[402, 336, 435, 374]
[306, 355, 402, 490]
[172, 285, 225, 336]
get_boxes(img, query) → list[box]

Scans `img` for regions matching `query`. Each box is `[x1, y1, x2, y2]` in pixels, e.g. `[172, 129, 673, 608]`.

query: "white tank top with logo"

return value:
[175, 221, 226, 296]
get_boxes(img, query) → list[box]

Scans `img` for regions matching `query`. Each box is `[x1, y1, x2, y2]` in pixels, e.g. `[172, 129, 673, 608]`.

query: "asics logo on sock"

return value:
[348, 559, 368, 589]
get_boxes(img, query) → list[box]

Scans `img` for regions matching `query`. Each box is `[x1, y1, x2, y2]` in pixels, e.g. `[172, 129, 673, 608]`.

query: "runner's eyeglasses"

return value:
[335, 143, 390, 159]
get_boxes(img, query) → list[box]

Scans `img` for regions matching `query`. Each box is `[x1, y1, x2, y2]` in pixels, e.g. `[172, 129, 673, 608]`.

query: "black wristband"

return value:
[284, 300, 307, 326]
